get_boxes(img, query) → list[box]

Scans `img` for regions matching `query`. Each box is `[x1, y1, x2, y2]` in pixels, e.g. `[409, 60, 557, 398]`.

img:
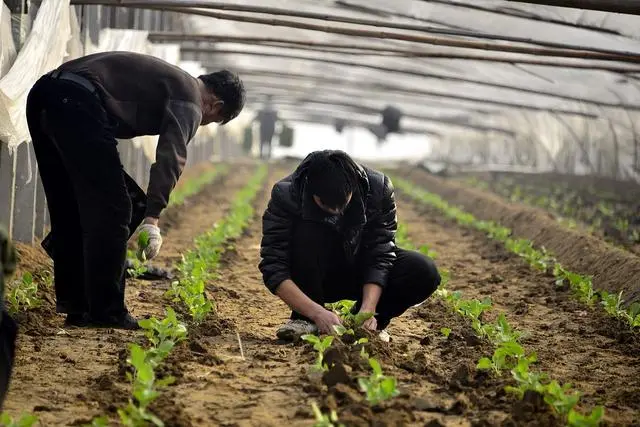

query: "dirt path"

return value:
[396, 194, 640, 426]
[167, 167, 520, 426]
[2, 163, 254, 425]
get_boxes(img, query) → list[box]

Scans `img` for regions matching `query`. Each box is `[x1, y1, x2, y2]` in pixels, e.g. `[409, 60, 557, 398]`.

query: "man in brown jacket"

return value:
[26, 51, 245, 329]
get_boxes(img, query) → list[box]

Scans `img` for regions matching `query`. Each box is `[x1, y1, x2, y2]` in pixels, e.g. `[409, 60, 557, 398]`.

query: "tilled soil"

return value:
[5, 160, 640, 427]
[395, 192, 640, 427]
[2, 163, 253, 425]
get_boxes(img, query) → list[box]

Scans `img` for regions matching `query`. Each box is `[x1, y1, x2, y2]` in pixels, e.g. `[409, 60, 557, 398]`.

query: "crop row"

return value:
[394, 223, 604, 426]
[127, 164, 230, 278]
[391, 176, 640, 329]
[301, 301, 400, 426]
[463, 176, 640, 250]
[87, 164, 269, 426]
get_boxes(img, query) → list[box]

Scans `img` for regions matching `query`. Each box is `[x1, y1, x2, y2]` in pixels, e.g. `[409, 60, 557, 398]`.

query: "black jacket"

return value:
[258, 151, 397, 294]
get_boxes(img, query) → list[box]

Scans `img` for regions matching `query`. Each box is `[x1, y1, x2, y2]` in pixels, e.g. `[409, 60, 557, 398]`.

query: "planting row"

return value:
[391, 175, 640, 330]
[395, 225, 604, 426]
[460, 174, 640, 254]
[88, 164, 269, 426]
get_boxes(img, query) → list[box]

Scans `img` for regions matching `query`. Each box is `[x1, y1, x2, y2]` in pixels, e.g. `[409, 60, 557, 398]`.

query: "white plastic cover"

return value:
[182, 0, 640, 179]
[0, 4, 17, 78]
[0, 0, 72, 150]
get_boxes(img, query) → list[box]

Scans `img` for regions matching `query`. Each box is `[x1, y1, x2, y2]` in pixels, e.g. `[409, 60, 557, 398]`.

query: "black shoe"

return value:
[64, 312, 90, 327]
[89, 312, 140, 330]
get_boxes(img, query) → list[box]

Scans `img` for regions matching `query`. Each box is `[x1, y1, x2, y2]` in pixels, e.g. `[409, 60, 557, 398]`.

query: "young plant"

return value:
[301, 334, 335, 371]
[138, 307, 188, 366]
[357, 358, 400, 405]
[325, 300, 375, 330]
[6, 272, 42, 314]
[0, 412, 39, 427]
[310, 402, 344, 427]
[476, 341, 527, 376]
[127, 249, 148, 278]
[118, 344, 174, 427]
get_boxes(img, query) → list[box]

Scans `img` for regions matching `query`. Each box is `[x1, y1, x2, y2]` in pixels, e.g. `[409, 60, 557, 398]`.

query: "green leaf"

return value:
[440, 327, 451, 338]
[368, 358, 382, 375]
[476, 357, 493, 370]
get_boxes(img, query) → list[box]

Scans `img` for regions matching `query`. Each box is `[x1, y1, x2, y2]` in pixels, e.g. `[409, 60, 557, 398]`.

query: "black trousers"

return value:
[26, 74, 145, 319]
[290, 220, 441, 329]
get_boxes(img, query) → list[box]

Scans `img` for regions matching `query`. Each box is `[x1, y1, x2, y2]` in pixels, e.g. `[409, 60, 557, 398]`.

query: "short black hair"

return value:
[199, 70, 246, 125]
[306, 150, 360, 210]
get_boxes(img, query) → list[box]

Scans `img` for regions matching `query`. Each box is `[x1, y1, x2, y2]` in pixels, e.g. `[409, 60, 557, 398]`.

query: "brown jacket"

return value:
[59, 51, 203, 218]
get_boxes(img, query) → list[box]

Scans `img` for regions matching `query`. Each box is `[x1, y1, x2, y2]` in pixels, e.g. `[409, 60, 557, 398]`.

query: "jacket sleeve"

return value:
[258, 184, 294, 294]
[360, 175, 397, 288]
[145, 100, 202, 218]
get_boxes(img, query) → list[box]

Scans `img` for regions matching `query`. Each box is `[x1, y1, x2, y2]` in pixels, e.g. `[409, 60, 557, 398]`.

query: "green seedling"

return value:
[301, 334, 335, 371]
[118, 344, 174, 427]
[6, 272, 42, 314]
[0, 412, 39, 427]
[440, 327, 451, 338]
[476, 341, 526, 376]
[137, 230, 150, 262]
[127, 249, 148, 278]
[357, 358, 399, 405]
[138, 307, 188, 366]
[310, 402, 344, 427]
[325, 300, 375, 330]
[567, 406, 605, 427]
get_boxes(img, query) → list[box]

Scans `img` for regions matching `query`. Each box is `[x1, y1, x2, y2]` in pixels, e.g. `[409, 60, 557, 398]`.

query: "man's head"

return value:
[198, 70, 246, 125]
[306, 151, 361, 215]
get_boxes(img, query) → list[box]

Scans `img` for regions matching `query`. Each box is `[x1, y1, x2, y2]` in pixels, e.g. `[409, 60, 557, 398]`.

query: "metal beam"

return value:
[504, 0, 640, 15]
[240, 77, 497, 114]
[198, 48, 640, 111]
[71, 0, 640, 62]
[149, 32, 640, 73]
[233, 68, 601, 115]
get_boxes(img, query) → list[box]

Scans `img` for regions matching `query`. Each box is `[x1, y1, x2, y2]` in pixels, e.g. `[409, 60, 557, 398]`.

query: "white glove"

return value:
[136, 224, 162, 261]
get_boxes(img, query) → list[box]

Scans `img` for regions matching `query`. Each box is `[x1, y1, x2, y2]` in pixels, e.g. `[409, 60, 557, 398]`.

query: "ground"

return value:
[2, 160, 639, 426]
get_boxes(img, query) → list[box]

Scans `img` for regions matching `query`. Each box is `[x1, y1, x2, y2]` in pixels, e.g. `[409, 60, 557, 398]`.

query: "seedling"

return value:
[440, 327, 451, 338]
[357, 358, 400, 405]
[127, 250, 148, 278]
[138, 307, 187, 366]
[137, 230, 151, 262]
[325, 300, 375, 330]
[6, 272, 42, 314]
[310, 402, 344, 427]
[301, 334, 335, 371]
[0, 412, 39, 427]
[476, 341, 526, 376]
[118, 344, 174, 427]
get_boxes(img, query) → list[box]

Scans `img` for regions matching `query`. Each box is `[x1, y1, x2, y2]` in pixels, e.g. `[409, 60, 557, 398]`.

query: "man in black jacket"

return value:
[259, 150, 441, 342]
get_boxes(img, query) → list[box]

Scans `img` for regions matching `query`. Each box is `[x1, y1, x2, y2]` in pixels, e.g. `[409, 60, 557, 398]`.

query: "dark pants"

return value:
[259, 139, 272, 159]
[0, 312, 16, 409]
[26, 74, 145, 319]
[290, 220, 441, 329]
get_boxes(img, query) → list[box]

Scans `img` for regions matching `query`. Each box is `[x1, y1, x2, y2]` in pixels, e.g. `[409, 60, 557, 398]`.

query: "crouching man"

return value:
[258, 150, 441, 342]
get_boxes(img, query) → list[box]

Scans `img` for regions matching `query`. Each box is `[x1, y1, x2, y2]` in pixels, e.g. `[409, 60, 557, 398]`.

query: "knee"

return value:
[406, 251, 441, 298]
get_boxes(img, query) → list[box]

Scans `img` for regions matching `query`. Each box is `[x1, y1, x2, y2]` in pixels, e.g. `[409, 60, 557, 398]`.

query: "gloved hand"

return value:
[136, 223, 162, 261]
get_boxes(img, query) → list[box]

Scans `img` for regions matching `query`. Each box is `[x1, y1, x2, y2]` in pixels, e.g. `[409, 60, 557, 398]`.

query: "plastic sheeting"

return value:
[0, 4, 17, 78]
[0, 0, 72, 150]
[181, 0, 640, 179]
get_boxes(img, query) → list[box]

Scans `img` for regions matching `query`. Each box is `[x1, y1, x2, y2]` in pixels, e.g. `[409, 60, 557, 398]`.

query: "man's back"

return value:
[59, 51, 201, 139]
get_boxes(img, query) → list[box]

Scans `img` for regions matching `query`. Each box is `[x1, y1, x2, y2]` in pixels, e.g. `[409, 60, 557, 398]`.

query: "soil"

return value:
[3, 160, 639, 427]
[399, 167, 640, 305]
[455, 171, 640, 256]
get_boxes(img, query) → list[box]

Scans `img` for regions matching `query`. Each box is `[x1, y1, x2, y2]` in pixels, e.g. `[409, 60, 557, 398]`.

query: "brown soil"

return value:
[5, 160, 639, 427]
[401, 168, 640, 305]
[396, 188, 640, 426]
[2, 164, 254, 425]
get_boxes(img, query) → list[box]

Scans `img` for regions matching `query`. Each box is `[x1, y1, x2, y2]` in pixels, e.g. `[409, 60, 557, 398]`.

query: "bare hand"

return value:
[362, 316, 378, 331]
[311, 308, 343, 334]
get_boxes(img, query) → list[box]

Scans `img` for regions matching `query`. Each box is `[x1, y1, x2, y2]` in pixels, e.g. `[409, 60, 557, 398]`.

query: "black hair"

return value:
[306, 150, 360, 210]
[198, 69, 246, 125]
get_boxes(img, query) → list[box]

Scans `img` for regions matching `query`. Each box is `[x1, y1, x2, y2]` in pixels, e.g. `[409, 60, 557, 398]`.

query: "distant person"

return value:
[26, 51, 245, 329]
[258, 150, 441, 342]
[0, 225, 17, 409]
[254, 95, 278, 160]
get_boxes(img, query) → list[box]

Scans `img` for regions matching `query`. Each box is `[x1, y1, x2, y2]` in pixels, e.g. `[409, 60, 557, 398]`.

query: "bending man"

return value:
[258, 150, 441, 342]
[26, 51, 245, 329]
